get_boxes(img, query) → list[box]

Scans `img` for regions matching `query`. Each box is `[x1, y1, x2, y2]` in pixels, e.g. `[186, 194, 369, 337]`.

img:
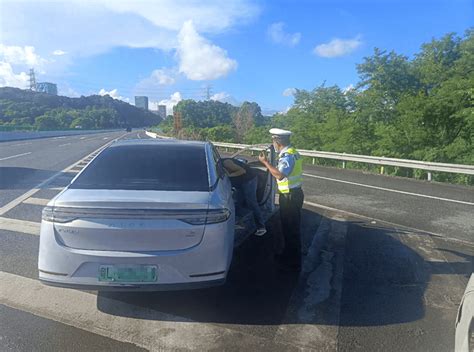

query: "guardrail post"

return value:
[380, 165, 384, 175]
[342, 161, 346, 169]
[312, 157, 315, 165]
[427, 172, 432, 181]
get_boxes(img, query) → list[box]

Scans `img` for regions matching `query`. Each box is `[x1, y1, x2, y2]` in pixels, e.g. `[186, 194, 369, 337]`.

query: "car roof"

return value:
[110, 138, 209, 149]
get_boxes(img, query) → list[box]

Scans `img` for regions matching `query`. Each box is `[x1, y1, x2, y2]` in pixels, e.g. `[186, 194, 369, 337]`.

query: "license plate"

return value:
[98, 265, 157, 283]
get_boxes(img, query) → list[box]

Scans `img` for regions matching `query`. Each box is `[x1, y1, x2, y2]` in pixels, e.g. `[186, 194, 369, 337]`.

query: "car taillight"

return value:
[42, 206, 54, 222]
[180, 209, 230, 225]
[42, 206, 79, 223]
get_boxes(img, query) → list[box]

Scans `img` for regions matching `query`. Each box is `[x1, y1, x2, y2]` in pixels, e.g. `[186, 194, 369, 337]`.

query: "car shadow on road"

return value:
[0, 167, 75, 190]
[431, 248, 474, 277]
[96, 207, 472, 328]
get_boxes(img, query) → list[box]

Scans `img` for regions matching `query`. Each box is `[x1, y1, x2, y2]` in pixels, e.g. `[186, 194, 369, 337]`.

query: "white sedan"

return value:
[38, 139, 276, 291]
[455, 273, 474, 352]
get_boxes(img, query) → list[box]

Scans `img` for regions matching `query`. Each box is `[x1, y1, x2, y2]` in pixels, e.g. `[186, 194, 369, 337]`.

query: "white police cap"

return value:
[269, 128, 292, 137]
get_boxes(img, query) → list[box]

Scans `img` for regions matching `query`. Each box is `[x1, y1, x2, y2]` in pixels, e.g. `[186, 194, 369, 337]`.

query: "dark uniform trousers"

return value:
[278, 187, 304, 268]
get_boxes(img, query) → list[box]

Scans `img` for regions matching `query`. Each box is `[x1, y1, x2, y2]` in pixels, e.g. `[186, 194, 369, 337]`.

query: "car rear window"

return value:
[70, 144, 209, 191]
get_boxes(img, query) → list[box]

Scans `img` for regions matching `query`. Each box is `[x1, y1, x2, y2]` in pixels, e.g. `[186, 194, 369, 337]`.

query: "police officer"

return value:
[258, 128, 304, 271]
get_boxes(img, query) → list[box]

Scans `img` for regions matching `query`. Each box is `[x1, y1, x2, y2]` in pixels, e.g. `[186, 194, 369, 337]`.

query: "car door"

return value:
[209, 144, 233, 214]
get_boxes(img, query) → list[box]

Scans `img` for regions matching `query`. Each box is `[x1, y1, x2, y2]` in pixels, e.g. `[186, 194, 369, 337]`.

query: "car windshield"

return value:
[69, 144, 209, 191]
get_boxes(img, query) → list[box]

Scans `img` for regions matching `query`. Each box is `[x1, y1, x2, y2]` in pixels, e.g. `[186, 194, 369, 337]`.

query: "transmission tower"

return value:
[28, 68, 37, 91]
[205, 84, 213, 100]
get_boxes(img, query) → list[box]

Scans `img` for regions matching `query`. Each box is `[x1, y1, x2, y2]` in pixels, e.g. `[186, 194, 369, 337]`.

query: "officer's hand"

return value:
[258, 151, 267, 163]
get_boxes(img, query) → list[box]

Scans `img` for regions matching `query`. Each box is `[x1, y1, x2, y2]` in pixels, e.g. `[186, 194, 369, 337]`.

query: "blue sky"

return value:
[0, 0, 472, 114]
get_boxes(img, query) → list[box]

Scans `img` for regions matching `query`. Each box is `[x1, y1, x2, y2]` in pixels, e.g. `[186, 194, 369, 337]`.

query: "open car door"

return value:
[218, 145, 277, 247]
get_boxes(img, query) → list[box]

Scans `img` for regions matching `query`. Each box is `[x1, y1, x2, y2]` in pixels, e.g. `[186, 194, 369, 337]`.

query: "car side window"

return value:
[212, 145, 222, 161]
[211, 145, 224, 178]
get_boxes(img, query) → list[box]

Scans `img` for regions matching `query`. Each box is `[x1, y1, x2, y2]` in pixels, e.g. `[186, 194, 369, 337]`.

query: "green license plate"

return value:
[98, 265, 157, 283]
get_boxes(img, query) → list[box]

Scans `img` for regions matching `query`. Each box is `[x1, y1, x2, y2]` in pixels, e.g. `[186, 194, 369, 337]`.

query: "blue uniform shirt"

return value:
[277, 146, 296, 177]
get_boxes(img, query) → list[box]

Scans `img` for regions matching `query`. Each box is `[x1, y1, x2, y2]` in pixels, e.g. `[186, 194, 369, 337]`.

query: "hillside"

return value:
[0, 87, 161, 130]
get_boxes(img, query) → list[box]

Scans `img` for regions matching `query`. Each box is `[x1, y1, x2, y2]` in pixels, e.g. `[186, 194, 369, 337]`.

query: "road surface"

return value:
[0, 130, 472, 351]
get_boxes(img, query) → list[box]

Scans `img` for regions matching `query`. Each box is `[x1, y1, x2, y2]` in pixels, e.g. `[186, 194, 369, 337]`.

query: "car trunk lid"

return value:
[51, 189, 210, 251]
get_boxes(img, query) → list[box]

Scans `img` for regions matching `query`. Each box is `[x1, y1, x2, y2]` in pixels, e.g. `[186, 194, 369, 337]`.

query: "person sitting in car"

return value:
[222, 159, 267, 236]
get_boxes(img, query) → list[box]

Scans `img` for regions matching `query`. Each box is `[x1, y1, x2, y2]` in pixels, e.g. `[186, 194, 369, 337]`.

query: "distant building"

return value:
[158, 105, 166, 119]
[135, 96, 149, 110]
[36, 82, 57, 95]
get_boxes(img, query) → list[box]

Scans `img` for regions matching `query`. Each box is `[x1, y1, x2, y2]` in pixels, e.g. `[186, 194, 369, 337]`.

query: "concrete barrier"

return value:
[0, 129, 121, 142]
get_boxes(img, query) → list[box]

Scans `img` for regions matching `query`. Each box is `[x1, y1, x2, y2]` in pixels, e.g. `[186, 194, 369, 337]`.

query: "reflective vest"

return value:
[277, 147, 303, 194]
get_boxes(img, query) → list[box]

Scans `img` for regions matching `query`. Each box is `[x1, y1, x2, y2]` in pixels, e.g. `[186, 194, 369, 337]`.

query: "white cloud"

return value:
[150, 69, 176, 85]
[1, 1, 257, 87]
[138, 68, 176, 89]
[52, 49, 67, 56]
[99, 0, 259, 33]
[1, 1, 258, 58]
[98, 88, 130, 103]
[210, 92, 230, 101]
[0, 62, 29, 88]
[282, 87, 296, 97]
[0, 44, 46, 67]
[152, 91, 182, 114]
[134, 68, 177, 96]
[313, 36, 362, 58]
[210, 91, 240, 105]
[177, 21, 237, 80]
[267, 22, 301, 47]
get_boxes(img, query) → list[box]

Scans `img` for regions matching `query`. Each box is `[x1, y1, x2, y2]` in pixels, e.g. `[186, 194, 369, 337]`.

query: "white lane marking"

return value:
[48, 187, 64, 191]
[0, 152, 32, 161]
[103, 137, 109, 140]
[11, 142, 32, 147]
[0, 134, 127, 216]
[0, 271, 293, 351]
[58, 143, 71, 147]
[303, 200, 474, 247]
[80, 137, 86, 140]
[0, 217, 40, 235]
[53, 136, 67, 139]
[23, 197, 50, 206]
[303, 173, 474, 206]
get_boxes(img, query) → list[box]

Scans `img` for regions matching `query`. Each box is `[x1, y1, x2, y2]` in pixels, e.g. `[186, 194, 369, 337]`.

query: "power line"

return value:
[49, 77, 220, 102]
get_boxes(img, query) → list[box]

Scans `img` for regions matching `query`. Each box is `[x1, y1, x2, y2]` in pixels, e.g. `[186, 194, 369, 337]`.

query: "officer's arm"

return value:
[259, 153, 286, 180]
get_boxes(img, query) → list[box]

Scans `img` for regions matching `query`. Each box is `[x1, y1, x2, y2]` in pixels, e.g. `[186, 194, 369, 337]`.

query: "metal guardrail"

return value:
[145, 131, 172, 139]
[145, 131, 474, 179]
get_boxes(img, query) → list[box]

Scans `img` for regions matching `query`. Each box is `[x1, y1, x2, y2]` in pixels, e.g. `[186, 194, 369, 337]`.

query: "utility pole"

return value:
[28, 68, 36, 91]
[173, 111, 182, 136]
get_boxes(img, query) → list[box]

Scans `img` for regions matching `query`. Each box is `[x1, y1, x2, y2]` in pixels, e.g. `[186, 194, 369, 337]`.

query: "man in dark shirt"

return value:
[223, 159, 267, 236]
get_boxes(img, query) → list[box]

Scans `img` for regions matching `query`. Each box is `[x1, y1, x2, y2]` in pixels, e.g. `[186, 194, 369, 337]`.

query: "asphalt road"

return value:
[0, 130, 472, 351]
